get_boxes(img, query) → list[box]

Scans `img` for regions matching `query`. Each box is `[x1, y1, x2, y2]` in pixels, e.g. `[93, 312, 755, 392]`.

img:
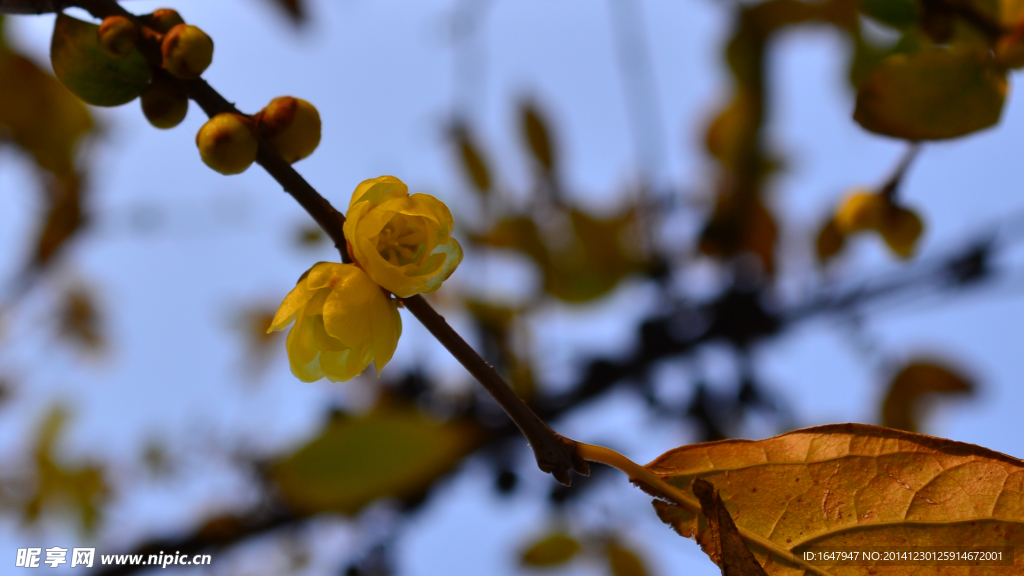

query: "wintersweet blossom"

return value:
[343, 176, 463, 298]
[268, 262, 401, 382]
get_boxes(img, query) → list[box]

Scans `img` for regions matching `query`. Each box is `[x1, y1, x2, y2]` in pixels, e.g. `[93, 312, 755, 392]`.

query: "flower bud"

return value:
[996, 28, 1024, 69]
[142, 8, 185, 33]
[196, 113, 258, 175]
[880, 207, 923, 259]
[161, 24, 213, 79]
[98, 16, 138, 59]
[140, 78, 188, 129]
[257, 97, 322, 163]
[834, 190, 887, 233]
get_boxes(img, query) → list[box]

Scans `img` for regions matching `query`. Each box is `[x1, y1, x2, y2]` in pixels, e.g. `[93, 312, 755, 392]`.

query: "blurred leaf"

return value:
[465, 300, 535, 400]
[699, 198, 778, 273]
[142, 441, 171, 476]
[294, 223, 326, 248]
[50, 13, 150, 107]
[234, 305, 281, 376]
[33, 174, 84, 269]
[271, 397, 484, 515]
[0, 376, 12, 407]
[263, 0, 305, 23]
[520, 533, 580, 567]
[606, 542, 650, 576]
[691, 479, 769, 576]
[854, 47, 1006, 140]
[814, 217, 846, 264]
[520, 101, 556, 174]
[23, 407, 107, 532]
[472, 208, 650, 303]
[881, 360, 974, 432]
[649, 424, 1024, 575]
[704, 95, 758, 170]
[451, 123, 491, 194]
[57, 285, 104, 353]
[859, 0, 917, 28]
[0, 19, 92, 178]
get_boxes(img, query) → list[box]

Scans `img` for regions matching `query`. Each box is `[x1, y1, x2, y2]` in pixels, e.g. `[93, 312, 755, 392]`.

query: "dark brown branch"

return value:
[402, 295, 588, 484]
[63, 0, 583, 484]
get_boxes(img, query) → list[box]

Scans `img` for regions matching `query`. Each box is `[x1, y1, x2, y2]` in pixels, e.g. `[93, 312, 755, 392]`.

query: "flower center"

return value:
[375, 214, 427, 266]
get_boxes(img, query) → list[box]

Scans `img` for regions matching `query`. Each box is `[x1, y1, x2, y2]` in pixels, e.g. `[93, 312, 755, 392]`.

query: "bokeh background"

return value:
[2, 0, 1024, 574]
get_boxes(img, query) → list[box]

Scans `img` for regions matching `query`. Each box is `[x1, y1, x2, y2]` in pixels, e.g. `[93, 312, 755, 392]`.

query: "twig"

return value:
[403, 295, 589, 484]
[61, 0, 585, 485]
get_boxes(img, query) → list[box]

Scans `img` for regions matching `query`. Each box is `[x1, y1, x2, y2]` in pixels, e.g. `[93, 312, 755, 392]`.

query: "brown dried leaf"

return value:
[693, 478, 769, 576]
[520, 101, 555, 174]
[451, 123, 491, 194]
[881, 360, 974, 432]
[647, 423, 1024, 574]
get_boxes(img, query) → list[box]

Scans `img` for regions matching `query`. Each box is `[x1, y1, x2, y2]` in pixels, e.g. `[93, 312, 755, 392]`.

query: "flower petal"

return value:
[322, 264, 385, 347]
[305, 261, 346, 290]
[371, 300, 402, 375]
[423, 237, 463, 293]
[320, 347, 370, 382]
[349, 176, 408, 210]
[286, 311, 320, 365]
[268, 281, 315, 332]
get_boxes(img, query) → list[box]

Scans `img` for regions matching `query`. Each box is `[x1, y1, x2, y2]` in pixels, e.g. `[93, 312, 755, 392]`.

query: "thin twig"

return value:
[63, 0, 585, 484]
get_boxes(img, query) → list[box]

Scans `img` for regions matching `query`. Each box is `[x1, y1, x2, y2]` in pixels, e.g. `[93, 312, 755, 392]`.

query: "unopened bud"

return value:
[98, 16, 138, 59]
[196, 113, 258, 175]
[141, 78, 188, 129]
[142, 9, 185, 33]
[257, 97, 322, 163]
[162, 24, 213, 79]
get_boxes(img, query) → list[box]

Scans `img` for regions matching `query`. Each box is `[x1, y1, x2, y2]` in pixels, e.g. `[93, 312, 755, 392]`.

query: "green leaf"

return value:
[854, 47, 1007, 140]
[271, 398, 483, 515]
[50, 13, 150, 107]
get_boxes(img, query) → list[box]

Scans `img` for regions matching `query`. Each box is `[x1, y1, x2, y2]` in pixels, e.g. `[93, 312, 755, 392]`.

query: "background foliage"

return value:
[2, 0, 1024, 574]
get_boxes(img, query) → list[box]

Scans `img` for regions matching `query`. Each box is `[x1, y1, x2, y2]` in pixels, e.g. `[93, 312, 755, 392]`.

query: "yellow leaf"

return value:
[23, 408, 108, 533]
[271, 397, 484, 515]
[854, 47, 1007, 140]
[472, 209, 649, 303]
[882, 361, 974, 432]
[0, 22, 92, 178]
[606, 541, 650, 576]
[520, 533, 580, 567]
[51, 13, 151, 107]
[646, 423, 1024, 574]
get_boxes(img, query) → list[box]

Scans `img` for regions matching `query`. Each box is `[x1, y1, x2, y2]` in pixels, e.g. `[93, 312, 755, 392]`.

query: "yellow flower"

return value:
[343, 176, 463, 298]
[268, 262, 401, 382]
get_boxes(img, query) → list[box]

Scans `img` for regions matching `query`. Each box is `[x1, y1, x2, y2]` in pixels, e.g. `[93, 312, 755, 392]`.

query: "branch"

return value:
[0, 0, 63, 14]
[402, 295, 588, 484]
[60, 0, 585, 485]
